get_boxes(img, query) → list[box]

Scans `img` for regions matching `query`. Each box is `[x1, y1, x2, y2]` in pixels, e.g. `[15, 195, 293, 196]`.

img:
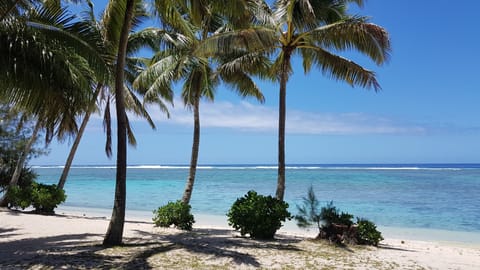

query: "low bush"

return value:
[7, 182, 66, 214]
[153, 200, 195, 230]
[227, 190, 291, 239]
[295, 187, 383, 246]
[356, 218, 384, 246]
[31, 183, 66, 213]
[6, 185, 32, 209]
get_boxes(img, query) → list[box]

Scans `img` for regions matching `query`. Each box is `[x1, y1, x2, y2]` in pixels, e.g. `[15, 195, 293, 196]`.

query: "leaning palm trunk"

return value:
[182, 94, 200, 204]
[0, 119, 41, 207]
[275, 54, 291, 201]
[103, 0, 134, 246]
[57, 85, 102, 190]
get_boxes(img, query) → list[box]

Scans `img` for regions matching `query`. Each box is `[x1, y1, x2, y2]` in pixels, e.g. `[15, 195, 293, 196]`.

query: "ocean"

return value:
[33, 164, 480, 234]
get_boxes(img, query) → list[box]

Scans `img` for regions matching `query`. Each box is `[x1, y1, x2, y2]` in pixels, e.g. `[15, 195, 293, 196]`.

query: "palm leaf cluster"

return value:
[0, 4, 109, 141]
[134, 0, 268, 204]
[200, 0, 390, 200]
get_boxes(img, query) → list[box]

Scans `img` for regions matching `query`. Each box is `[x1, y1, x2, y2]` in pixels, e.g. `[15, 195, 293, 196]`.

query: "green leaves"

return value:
[356, 218, 384, 246]
[153, 200, 195, 231]
[227, 190, 291, 239]
[7, 182, 66, 214]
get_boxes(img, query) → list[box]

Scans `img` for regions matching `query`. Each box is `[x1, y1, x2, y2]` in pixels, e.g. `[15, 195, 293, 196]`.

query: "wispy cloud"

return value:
[142, 100, 426, 135]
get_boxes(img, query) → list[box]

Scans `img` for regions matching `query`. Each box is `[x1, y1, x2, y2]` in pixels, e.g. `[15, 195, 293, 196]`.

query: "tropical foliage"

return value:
[135, 0, 267, 205]
[295, 187, 383, 246]
[227, 190, 291, 239]
[153, 200, 195, 231]
[1, 0, 390, 247]
[7, 182, 66, 214]
[199, 0, 391, 201]
[0, 105, 44, 194]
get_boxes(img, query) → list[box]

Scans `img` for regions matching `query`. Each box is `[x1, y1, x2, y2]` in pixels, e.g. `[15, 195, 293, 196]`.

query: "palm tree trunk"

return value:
[276, 53, 291, 201]
[57, 85, 101, 190]
[103, 0, 134, 246]
[182, 93, 200, 204]
[0, 120, 41, 207]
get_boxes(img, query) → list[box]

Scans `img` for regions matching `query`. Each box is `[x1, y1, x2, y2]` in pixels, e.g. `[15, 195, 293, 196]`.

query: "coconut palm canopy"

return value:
[197, 0, 391, 200]
[133, 0, 270, 205]
[0, 4, 110, 141]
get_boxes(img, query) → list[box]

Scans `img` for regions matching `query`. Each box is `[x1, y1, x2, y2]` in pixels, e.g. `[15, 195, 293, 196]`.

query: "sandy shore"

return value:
[1, 208, 479, 269]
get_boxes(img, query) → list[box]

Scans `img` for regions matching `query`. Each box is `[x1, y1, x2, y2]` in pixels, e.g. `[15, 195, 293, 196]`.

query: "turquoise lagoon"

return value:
[34, 164, 480, 239]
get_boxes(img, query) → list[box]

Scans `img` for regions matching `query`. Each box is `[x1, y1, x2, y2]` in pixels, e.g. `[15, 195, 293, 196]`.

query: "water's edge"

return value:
[55, 205, 480, 245]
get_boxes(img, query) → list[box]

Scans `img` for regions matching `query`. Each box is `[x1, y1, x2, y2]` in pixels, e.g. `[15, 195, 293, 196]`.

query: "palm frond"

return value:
[124, 85, 160, 128]
[196, 27, 278, 56]
[125, 114, 137, 147]
[28, 5, 110, 83]
[133, 54, 177, 103]
[302, 18, 391, 65]
[308, 47, 381, 91]
[153, 0, 195, 39]
[103, 96, 112, 158]
[220, 71, 265, 103]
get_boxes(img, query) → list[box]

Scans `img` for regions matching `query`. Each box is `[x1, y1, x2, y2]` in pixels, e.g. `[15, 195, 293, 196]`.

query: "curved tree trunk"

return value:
[103, 0, 134, 246]
[275, 53, 291, 201]
[182, 93, 200, 204]
[57, 85, 101, 190]
[0, 120, 41, 207]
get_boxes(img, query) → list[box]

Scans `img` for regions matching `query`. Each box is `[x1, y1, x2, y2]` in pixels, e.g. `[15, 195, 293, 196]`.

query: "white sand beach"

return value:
[1, 208, 479, 269]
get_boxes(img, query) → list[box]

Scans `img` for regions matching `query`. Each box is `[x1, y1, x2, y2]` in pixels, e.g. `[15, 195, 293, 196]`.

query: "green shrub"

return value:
[227, 190, 291, 239]
[31, 183, 66, 213]
[295, 187, 382, 246]
[153, 201, 195, 230]
[6, 185, 32, 209]
[356, 218, 384, 246]
[320, 201, 354, 228]
[7, 182, 66, 214]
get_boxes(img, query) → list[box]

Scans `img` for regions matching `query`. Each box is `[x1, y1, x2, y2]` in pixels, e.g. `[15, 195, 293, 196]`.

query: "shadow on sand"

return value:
[0, 225, 305, 269]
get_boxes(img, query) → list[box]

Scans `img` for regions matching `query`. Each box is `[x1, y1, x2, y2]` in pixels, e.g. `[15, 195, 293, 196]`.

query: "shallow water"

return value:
[35, 164, 480, 233]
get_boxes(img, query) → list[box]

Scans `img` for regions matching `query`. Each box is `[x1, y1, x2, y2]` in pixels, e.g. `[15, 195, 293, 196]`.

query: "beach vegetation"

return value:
[135, 1, 267, 205]
[1, 1, 112, 205]
[198, 0, 391, 201]
[7, 182, 66, 214]
[227, 190, 291, 239]
[295, 187, 382, 246]
[56, 3, 171, 190]
[356, 218, 383, 246]
[0, 105, 46, 205]
[153, 200, 195, 231]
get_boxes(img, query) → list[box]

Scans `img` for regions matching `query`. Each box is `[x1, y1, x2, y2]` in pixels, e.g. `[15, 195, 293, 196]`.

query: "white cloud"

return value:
[142, 99, 426, 135]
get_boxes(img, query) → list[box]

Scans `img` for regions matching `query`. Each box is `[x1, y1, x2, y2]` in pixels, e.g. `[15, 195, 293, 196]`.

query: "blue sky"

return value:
[32, 0, 480, 165]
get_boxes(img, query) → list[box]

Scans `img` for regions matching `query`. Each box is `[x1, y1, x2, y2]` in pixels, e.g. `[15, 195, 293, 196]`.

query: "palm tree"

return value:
[200, 0, 390, 201]
[0, 4, 109, 205]
[135, 0, 267, 205]
[102, 0, 138, 246]
[56, 6, 170, 190]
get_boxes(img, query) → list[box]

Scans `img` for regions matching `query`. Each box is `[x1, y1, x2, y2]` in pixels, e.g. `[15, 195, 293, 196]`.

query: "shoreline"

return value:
[1, 207, 480, 269]
[55, 205, 480, 246]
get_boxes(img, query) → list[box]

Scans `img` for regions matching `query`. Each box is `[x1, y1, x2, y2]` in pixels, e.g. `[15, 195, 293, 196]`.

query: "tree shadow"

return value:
[0, 232, 177, 269]
[0, 227, 19, 238]
[377, 243, 416, 252]
[129, 227, 304, 268]
[0, 220, 305, 269]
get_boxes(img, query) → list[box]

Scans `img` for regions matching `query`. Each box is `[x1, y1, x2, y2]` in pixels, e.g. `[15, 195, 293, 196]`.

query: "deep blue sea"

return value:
[33, 164, 480, 233]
